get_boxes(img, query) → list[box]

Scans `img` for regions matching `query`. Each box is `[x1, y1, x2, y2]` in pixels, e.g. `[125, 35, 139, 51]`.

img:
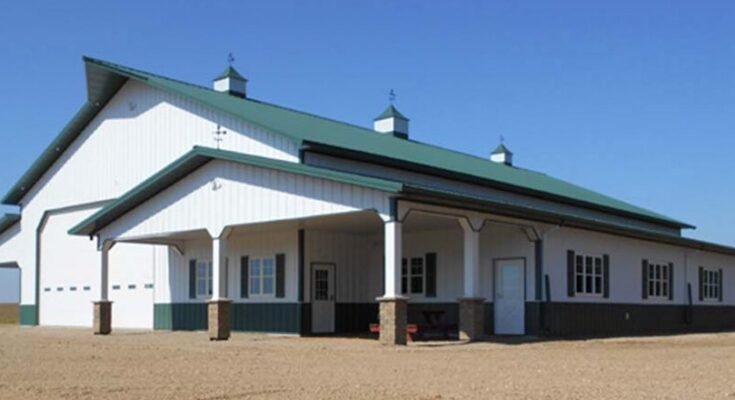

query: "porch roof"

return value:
[0, 213, 20, 235]
[2, 56, 692, 231]
[68, 146, 403, 236]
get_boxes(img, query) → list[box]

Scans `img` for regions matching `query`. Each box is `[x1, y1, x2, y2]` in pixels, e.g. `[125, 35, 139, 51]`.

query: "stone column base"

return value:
[208, 299, 232, 341]
[459, 297, 485, 341]
[93, 301, 112, 335]
[378, 296, 408, 345]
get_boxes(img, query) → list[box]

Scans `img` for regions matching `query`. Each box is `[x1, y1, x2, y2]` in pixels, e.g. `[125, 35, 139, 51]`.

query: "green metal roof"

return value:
[374, 105, 408, 121]
[214, 66, 247, 82]
[68, 146, 403, 236]
[0, 213, 20, 235]
[2, 56, 693, 230]
[491, 144, 512, 155]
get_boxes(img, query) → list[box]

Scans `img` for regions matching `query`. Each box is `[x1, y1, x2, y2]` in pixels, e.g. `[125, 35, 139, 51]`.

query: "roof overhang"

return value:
[400, 186, 735, 257]
[68, 146, 403, 237]
[0, 213, 20, 235]
[300, 141, 696, 231]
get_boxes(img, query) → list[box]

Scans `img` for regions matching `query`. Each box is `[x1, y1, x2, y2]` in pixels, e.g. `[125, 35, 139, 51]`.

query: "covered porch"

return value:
[70, 147, 543, 345]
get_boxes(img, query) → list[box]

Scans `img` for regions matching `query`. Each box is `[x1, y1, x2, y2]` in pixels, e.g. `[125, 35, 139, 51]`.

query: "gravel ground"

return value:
[1, 325, 734, 399]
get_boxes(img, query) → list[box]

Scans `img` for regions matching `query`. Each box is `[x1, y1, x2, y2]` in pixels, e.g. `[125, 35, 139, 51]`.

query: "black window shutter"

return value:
[641, 259, 649, 299]
[603, 254, 610, 298]
[668, 262, 674, 301]
[240, 256, 249, 298]
[698, 267, 704, 301]
[189, 259, 196, 299]
[719, 269, 723, 302]
[567, 250, 575, 297]
[276, 253, 286, 298]
[425, 253, 437, 298]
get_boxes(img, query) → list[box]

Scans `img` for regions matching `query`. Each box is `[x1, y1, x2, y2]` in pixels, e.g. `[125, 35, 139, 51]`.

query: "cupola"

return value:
[213, 66, 247, 98]
[373, 105, 409, 139]
[490, 143, 513, 166]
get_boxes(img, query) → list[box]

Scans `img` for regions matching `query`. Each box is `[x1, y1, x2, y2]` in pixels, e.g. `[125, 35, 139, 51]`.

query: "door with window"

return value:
[311, 263, 335, 333]
[494, 259, 525, 335]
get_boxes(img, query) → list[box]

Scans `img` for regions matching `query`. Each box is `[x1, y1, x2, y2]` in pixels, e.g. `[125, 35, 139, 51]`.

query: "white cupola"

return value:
[490, 143, 513, 166]
[373, 105, 409, 139]
[213, 66, 247, 98]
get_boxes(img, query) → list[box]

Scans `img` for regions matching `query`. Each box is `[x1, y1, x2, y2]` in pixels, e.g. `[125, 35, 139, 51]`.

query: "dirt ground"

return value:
[1, 326, 734, 399]
[0, 304, 18, 324]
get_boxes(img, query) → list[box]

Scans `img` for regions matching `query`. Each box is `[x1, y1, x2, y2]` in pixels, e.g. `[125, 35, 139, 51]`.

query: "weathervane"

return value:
[227, 53, 235, 66]
[389, 89, 396, 105]
[500, 135, 505, 145]
[213, 124, 227, 150]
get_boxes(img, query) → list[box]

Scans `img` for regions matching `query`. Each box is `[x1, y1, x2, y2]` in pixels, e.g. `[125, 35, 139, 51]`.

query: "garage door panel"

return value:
[40, 209, 99, 327]
[109, 243, 154, 329]
[40, 209, 155, 329]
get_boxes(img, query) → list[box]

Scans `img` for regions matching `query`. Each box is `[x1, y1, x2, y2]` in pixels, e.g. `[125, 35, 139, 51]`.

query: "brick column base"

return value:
[93, 301, 112, 335]
[378, 296, 408, 345]
[208, 299, 231, 341]
[459, 297, 485, 341]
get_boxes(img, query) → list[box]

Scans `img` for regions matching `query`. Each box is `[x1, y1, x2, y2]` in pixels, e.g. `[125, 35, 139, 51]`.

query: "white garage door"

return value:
[40, 209, 100, 327]
[108, 243, 154, 329]
[40, 208, 155, 329]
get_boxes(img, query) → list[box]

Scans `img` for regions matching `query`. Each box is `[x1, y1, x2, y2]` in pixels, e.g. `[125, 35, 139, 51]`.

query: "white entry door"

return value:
[311, 263, 335, 334]
[494, 259, 525, 335]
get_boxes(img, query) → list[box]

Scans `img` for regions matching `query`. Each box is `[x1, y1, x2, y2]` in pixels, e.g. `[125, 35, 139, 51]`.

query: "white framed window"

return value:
[646, 262, 671, 299]
[250, 257, 275, 297]
[575, 254, 603, 296]
[401, 256, 425, 295]
[702, 268, 721, 300]
[196, 260, 213, 298]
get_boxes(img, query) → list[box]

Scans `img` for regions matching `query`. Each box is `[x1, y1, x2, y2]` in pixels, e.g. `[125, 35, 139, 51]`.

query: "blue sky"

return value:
[0, 1, 733, 243]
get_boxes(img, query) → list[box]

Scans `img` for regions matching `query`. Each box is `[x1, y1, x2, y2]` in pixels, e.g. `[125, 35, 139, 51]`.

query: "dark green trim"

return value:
[19, 305, 37, 326]
[534, 240, 543, 301]
[0, 213, 20, 235]
[154, 302, 302, 334]
[538, 301, 735, 337]
[69, 146, 403, 236]
[297, 230, 305, 302]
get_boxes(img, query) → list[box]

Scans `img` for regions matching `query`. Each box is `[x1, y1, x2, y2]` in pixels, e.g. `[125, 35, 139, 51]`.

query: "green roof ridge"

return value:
[374, 105, 408, 121]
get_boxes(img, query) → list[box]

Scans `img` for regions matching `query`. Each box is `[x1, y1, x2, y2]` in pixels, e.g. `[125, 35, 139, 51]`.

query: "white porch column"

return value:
[94, 241, 113, 335]
[384, 220, 403, 298]
[458, 218, 485, 341]
[211, 237, 227, 301]
[100, 244, 110, 301]
[209, 233, 231, 340]
[460, 220, 481, 298]
[378, 219, 408, 345]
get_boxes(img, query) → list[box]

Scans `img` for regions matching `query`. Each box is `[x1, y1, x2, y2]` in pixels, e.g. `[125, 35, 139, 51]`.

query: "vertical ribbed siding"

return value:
[102, 160, 392, 241]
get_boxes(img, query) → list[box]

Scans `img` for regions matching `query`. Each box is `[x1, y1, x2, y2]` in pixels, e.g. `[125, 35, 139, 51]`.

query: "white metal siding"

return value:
[545, 226, 735, 305]
[11, 80, 300, 309]
[160, 230, 298, 304]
